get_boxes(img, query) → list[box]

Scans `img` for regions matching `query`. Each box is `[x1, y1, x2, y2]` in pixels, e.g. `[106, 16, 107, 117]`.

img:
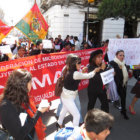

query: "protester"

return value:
[61, 42, 71, 52]
[81, 36, 86, 46]
[104, 40, 109, 63]
[54, 38, 61, 52]
[129, 69, 140, 115]
[71, 44, 75, 51]
[12, 46, 26, 60]
[11, 40, 18, 54]
[64, 35, 70, 44]
[87, 50, 109, 113]
[69, 36, 74, 45]
[0, 69, 50, 140]
[56, 54, 84, 126]
[67, 109, 114, 140]
[74, 36, 80, 51]
[57, 56, 100, 127]
[82, 42, 90, 50]
[110, 50, 129, 120]
[29, 41, 43, 56]
[58, 35, 64, 50]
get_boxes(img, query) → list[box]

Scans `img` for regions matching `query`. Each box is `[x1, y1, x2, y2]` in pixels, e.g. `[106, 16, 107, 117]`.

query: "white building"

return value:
[42, 4, 139, 42]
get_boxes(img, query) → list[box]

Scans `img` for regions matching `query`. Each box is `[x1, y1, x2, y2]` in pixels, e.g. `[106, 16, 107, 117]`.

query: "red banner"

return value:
[0, 47, 106, 105]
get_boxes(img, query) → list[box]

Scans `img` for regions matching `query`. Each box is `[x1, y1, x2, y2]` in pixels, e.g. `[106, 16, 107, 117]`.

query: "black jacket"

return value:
[110, 61, 124, 89]
[88, 64, 106, 94]
[0, 99, 42, 140]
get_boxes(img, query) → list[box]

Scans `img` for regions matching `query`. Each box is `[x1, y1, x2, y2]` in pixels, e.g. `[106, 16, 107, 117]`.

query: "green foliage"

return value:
[98, 0, 140, 21]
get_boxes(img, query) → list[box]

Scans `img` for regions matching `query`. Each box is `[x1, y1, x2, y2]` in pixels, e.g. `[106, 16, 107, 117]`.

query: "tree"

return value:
[41, 0, 102, 11]
[98, 0, 140, 37]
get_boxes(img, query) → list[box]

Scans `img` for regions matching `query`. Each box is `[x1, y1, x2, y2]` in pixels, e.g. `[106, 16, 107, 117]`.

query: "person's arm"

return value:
[73, 71, 96, 80]
[0, 102, 41, 140]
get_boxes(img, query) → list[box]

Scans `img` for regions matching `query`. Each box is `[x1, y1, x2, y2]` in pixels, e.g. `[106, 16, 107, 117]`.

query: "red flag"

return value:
[0, 20, 13, 43]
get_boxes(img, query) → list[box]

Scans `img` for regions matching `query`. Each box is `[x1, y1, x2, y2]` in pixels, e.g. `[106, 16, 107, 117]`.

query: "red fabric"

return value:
[0, 47, 106, 105]
[60, 48, 71, 52]
[23, 99, 46, 140]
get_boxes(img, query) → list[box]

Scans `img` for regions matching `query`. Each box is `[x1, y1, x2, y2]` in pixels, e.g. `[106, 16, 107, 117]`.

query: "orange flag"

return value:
[0, 20, 13, 43]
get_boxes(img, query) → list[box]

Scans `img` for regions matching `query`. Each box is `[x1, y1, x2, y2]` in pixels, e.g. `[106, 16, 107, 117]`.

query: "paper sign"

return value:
[43, 40, 53, 49]
[108, 38, 140, 65]
[0, 45, 12, 54]
[55, 45, 60, 50]
[39, 99, 49, 108]
[100, 68, 114, 85]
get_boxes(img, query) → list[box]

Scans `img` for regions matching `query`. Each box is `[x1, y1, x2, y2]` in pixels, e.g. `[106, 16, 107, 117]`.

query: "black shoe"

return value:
[121, 111, 129, 120]
[56, 122, 64, 131]
[114, 100, 122, 110]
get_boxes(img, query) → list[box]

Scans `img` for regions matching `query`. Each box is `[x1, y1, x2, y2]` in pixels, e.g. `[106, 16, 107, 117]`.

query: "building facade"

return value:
[42, 4, 140, 42]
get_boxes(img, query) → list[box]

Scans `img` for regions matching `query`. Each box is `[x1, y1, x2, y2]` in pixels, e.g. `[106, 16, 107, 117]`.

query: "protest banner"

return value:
[108, 38, 140, 65]
[0, 47, 106, 105]
[100, 68, 114, 85]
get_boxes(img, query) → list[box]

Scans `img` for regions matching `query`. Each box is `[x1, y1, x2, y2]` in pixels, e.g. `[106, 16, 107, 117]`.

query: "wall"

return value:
[102, 18, 125, 41]
[44, 5, 86, 40]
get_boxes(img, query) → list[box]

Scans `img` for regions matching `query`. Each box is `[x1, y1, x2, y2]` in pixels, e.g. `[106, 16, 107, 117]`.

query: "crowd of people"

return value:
[0, 34, 106, 63]
[0, 34, 140, 140]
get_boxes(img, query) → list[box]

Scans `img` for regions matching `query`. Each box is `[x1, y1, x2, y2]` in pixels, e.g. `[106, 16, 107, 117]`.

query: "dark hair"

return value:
[36, 41, 42, 46]
[116, 50, 124, 56]
[74, 36, 78, 41]
[31, 43, 34, 47]
[71, 44, 75, 47]
[65, 54, 77, 65]
[89, 49, 103, 65]
[105, 40, 109, 44]
[70, 36, 73, 39]
[17, 46, 25, 51]
[84, 109, 114, 134]
[64, 42, 71, 47]
[3, 69, 32, 108]
[83, 42, 88, 46]
[69, 56, 81, 72]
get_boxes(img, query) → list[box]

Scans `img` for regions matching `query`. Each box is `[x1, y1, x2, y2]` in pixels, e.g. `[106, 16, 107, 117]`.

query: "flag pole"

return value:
[35, 0, 36, 4]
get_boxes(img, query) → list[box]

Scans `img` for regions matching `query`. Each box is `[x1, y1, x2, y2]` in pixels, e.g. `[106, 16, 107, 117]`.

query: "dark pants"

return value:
[87, 89, 109, 113]
[118, 86, 127, 112]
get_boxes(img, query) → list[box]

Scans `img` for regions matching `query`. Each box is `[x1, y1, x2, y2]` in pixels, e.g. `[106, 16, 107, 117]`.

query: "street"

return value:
[35, 77, 140, 140]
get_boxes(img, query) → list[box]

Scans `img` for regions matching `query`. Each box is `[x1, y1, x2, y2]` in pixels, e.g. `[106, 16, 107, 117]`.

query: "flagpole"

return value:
[35, 0, 36, 4]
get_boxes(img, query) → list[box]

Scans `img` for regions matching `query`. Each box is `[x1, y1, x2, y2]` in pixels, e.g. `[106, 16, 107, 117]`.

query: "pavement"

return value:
[35, 77, 140, 140]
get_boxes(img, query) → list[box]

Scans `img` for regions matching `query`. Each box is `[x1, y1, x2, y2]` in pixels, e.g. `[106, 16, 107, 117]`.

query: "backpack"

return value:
[55, 67, 67, 97]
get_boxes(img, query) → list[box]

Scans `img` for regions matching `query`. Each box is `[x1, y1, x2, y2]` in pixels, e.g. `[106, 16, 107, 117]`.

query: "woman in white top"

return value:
[57, 56, 100, 128]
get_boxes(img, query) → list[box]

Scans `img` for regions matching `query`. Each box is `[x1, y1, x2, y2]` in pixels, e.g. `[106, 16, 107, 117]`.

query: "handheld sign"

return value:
[0, 45, 12, 54]
[100, 68, 114, 85]
[43, 40, 53, 49]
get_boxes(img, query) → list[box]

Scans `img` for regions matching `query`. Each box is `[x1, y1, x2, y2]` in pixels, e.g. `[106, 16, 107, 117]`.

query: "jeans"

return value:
[56, 94, 83, 123]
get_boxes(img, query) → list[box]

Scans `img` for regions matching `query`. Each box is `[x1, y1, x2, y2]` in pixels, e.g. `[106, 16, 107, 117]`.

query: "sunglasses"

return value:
[77, 61, 81, 64]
